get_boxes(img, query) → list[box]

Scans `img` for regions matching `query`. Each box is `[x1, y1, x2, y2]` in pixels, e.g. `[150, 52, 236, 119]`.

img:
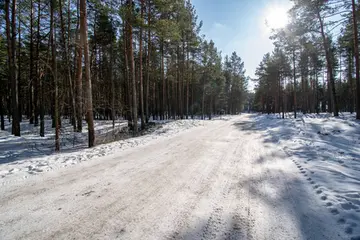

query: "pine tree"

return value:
[80, 0, 95, 147]
[6, 0, 20, 136]
[0, 0, 250, 150]
[351, 0, 360, 119]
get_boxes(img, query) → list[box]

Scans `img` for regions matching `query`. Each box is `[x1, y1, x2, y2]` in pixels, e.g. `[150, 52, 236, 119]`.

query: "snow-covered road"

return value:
[0, 115, 349, 239]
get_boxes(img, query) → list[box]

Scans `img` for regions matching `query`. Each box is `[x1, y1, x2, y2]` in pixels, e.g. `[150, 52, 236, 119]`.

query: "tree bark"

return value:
[348, 50, 354, 113]
[176, 47, 180, 118]
[178, 46, 182, 119]
[80, 0, 95, 147]
[17, 11, 22, 123]
[38, 0, 44, 137]
[316, 9, 339, 116]
[352, 0, 360, 119]
[6, 0, 20, 136]
[181, 38, 185, 119]
[191, 52, 195, 119]
[139, 0, 145, 129]
[161, 41, 165, 120]
[145, 0, 151, 123]
[202, 76, 205, 120]
[122, 0, 132, 126]
[50, 0, 60, 150]
[59, 0, 77, 130]
[293, 49, 297, 118]
[315, 69, 319, 114]
[30, 0, 35, 124]
[39, 65, 45, 137]
[75, 0, 83, 132]
[0, 95, 4, 130]
[35, 0, 40, 128]
[186, 41, 190, 119]
[127, 0, 138, 132]
[110, 41, 115, 128]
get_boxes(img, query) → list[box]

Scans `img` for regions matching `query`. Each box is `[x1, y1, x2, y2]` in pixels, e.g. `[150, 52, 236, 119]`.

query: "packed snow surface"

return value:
[0, 114, 359, 239]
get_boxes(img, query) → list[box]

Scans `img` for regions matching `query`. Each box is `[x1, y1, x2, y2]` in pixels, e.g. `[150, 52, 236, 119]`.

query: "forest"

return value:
[2, 1, 360, 239]
[253, 0, 360, 119]
[0, 0, 248, 149]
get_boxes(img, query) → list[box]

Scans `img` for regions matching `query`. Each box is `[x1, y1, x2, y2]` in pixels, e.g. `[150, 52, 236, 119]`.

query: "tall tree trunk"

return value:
[282, 75, 285, 119]
[352, 0, 360, 119]
[315, 70, 319, 114]
[39, 64, 45, 137]
[59, 0, 77, 130]
[0, 95, 4, 130]
[202, 76, 205, 120]
[145, 0, 151, 123]
[127, 0, 138, 132]
[67, 0, 71, 68]
[38, 0, 44, 137]
[278, 72, 281, 114]
[75, 1, 83, 132]
[172, 61, 176, 119]
[34, 0, 40, 127]
[191, 53, 195, 119]
[153, 81, 156, 120]
[125, 32, 132, 125]
[30, 0, 35, 124]
[161, 41, 165, 120]
[348, 50, 354, 114]
[167, 63, 171, 118]
[6, 0, 20, 136]
[186, 43, 190, 119]
[50, 0, 59, 150]
[139, 0, 145, 129]
[17, 12, 22, 123]
[122, 1, 132, 125]
[179, 42, 184, 119]
[176, 47, 180, 118]
[316, 9, 339, 116]
[327, 71, 332, 113]
[80, 0, 95, 147]
[110, 41, 115, 128]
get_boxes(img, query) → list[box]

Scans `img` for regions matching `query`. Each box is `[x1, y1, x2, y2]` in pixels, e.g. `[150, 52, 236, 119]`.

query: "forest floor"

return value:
[0, 113, 359, 239]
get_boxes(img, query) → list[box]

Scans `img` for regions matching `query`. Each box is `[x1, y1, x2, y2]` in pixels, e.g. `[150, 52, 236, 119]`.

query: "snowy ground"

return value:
[0, 114, 358, 239]
[0, 118, 204, 184]
[254, 112, 360, 239]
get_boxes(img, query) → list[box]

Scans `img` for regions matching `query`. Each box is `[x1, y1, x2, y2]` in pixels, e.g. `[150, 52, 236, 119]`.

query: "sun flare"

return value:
[265, 6, 288, 30]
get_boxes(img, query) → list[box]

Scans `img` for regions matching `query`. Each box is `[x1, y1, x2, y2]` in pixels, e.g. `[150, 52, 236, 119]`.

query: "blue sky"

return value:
[191, 0, 293, 85]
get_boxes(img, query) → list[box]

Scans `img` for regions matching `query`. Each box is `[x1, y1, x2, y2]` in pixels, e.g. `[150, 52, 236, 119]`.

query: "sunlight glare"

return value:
[265, 6, 288, 30]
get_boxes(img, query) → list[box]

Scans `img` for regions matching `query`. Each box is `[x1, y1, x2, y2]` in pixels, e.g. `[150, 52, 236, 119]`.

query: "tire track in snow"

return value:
[167, 121, 237, 240]
[198, 129, 245, 240]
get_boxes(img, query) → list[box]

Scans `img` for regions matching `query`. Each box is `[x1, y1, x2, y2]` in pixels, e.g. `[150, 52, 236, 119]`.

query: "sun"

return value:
[265, 6, 288, 30]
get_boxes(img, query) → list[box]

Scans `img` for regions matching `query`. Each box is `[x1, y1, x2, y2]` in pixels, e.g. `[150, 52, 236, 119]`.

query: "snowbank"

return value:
[253, 112, 360, 238]
[0, 118, 205, 185]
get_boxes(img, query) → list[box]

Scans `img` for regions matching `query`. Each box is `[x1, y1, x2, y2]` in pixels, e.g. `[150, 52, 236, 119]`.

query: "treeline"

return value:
[0, 0, 247, 149]
[253, 0, 360, 119]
